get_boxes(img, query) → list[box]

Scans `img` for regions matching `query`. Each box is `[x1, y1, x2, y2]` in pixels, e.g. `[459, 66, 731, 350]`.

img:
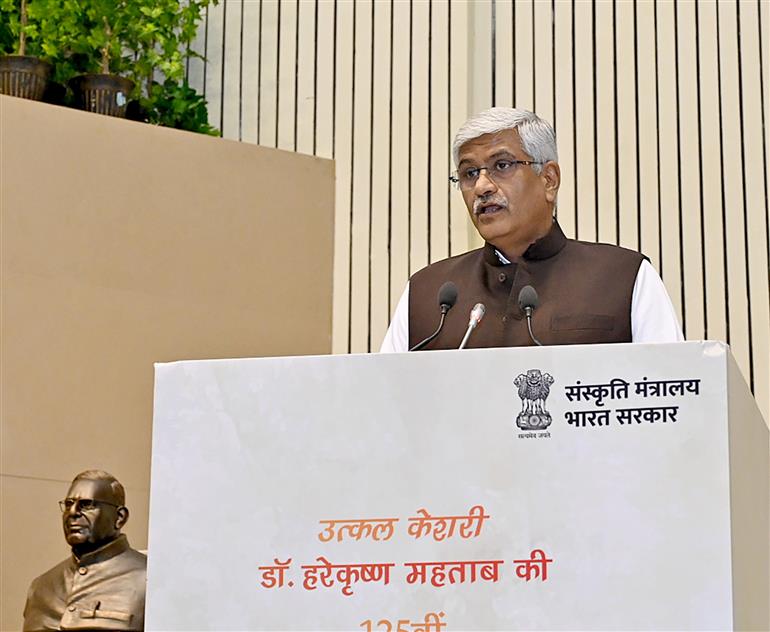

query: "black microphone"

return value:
[518, 285, 543, 346]
[458, 303, 486, 349]
[437, 281, 459, 313]
[409, 281, 459, 351]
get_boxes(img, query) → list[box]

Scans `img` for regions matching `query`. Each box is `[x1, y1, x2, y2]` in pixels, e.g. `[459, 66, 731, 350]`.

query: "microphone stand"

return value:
[523, 306, 543, 346]
[458, 322, 474, 349]
[458, 303, 485, 349]
[409, 306, 450, 351]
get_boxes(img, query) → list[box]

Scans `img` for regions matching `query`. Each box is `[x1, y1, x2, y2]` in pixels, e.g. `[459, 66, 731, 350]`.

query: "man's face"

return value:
[61, 479, 122, 550]
[457, 128, 559, 256]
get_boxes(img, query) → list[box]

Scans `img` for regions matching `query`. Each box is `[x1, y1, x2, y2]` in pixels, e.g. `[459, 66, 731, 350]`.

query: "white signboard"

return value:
[147, 342, 743, 630]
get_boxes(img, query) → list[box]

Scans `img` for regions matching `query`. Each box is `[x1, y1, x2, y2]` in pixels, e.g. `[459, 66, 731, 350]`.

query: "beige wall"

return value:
[0, 95, 335, 630]
[195, 0, 769, 423]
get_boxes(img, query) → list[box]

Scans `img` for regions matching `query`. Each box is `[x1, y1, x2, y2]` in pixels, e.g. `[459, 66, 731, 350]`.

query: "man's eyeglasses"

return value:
[59, 498, 120, 513]
[449, 159, 543, 191]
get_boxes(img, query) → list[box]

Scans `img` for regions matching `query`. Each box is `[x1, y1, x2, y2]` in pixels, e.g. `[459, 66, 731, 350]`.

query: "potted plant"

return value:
[65, 0, 137, 117]
[64, 0, 217, 123]
[0, 0, 52, 100]
[2, 0, 220, 131]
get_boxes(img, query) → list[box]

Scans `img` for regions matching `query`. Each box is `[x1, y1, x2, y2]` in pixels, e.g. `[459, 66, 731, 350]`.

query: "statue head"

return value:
[59, 470, 129, 556]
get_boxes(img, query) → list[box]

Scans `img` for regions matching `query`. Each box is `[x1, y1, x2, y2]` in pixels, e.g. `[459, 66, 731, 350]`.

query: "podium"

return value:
[146, 342, 768, 630]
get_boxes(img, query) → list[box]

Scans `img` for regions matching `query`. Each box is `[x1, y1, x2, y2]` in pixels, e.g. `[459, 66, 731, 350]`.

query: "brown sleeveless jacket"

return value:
[408, 221, 645, 350]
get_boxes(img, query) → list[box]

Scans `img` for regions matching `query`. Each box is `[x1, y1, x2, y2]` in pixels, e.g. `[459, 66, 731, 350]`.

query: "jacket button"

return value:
[498, 272, 506, 282]
[78, 567, 87, 575]
[68, 606, 76, 612]
[502, 315, 508, 323]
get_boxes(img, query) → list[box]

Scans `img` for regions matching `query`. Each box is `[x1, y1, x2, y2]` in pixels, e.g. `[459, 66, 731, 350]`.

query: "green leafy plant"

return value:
[44, 0, 142, 80]
[1, 0, 83, 84]
[144, 78, 218, 135]
[0, 0, 70, 57]
[0, 7, 16, 54]
[64, 0, 218, 131]
[1, 0, 219, 133]
[0, 0, 32, 55]
[58, 0, 216, 82]
[34, 1, 92, 84]
[125, 0, 218, 134]
[128, 1, 200, 93]
[81, 0, 133, 74]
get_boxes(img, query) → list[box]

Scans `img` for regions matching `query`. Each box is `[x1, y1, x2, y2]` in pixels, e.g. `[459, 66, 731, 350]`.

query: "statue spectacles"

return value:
[449, 159, 543, 191]
[59, 498, 120, 513]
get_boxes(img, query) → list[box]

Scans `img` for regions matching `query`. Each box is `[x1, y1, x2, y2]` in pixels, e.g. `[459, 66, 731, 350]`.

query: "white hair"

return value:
[452, 107, 558, 174]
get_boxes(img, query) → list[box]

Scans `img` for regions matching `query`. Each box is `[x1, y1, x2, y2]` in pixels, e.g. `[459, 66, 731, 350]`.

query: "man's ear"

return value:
[542, 161, 560, 203]
[115, 506, 129, 530]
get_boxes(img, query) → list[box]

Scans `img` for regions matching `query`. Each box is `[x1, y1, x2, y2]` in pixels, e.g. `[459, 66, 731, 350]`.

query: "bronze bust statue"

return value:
[23, 470, 146, 631]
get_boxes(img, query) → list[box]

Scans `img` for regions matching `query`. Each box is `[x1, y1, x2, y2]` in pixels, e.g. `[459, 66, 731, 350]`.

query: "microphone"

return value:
[438, 281, 459, 313]
[458, 303, 486, 349]
[409, 281, 459, 351]
[518, 285, 543, 346]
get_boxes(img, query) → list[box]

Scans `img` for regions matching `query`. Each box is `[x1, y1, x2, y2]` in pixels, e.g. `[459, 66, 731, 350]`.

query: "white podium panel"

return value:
[147, 342, 768, 630]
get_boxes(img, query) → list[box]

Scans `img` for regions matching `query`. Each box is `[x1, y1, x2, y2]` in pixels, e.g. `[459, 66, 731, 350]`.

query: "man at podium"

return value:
[381, 107, 683, 352]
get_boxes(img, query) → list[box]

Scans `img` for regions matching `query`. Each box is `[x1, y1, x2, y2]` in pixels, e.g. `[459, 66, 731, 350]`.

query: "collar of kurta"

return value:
[485, 219, 568, 265]
[71, 533, 130, 566]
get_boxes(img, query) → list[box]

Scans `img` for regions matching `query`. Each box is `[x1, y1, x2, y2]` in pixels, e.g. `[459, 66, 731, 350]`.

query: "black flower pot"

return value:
[69, 74, 135, 118]
[0, 55, 52, 101]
